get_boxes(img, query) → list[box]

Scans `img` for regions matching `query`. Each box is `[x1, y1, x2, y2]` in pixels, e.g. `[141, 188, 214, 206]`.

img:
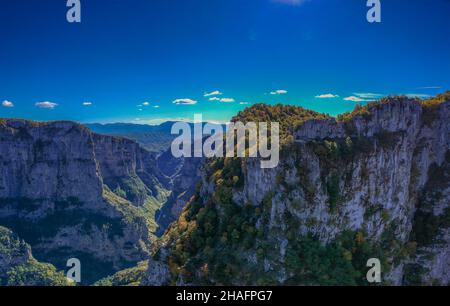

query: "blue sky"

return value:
[1, 0, 450, 124]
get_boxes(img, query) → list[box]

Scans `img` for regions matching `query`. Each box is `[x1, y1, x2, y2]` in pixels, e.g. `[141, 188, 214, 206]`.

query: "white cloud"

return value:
[342, 93, 386, 102]
[2, 100, 14, 107]
[209, 97, 236, 103]
[415, 86, 442, 90]
[353, 93, 385, 99]
[315, 93, 339, 99]
[220, 98, 235, 103]
[270, 90, 288, 95]
[142, 101, 150, 106]
[36, 101, 58, 109]
[153, 105, 160, 108]
[343, 96, 364, 102]
[240, 102, 249, 105]
[82, 102, 92, 106]
[405, 93, 431, 99]
[204, 90, 223, 97]
[273, 0, 310, 6]
[173, 98, 197, 105]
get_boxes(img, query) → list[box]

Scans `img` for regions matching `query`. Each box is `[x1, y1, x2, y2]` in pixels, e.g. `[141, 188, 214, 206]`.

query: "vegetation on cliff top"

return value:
[336, 91, 449, 124]
[0, 226, 72, 286]
[5, 259, 73, 286]
[232, 103, 330, 143]
[93, 261, 148, 286]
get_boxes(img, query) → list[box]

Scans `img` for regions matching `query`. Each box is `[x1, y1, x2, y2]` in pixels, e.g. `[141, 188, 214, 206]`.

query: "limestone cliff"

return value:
[155, 150, 204, 236]
[0, 119, 169, 284]
[89, 122, 206, 236]
[143, 94, 450, 286]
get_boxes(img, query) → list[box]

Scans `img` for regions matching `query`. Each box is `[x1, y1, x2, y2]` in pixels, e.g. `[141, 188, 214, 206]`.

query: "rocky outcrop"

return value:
[0, 226, 71, 286]
[239, 98, 448, 284]
[141, 257, 171, 286]
[0, 226, 32, 279]
[143, 96, 450, 286]
[295, 98, 424, 141]
[90, 122, 206, 236]
[236, 98, 447, 241]
[0, 119, 169, 284]
[92, 133, 169, 206]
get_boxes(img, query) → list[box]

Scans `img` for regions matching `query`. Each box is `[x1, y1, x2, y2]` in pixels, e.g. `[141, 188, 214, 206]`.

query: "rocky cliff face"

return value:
[0, 119, 169, 284]
[234, 98, 449, 284]
[0, 226, 71, 286]
[155, 150, 204, 236]
[237, 98, 446, 242]
[0, 226, 32, 279]
[90, 122, 206, 236]
[143, 95, 450, 286]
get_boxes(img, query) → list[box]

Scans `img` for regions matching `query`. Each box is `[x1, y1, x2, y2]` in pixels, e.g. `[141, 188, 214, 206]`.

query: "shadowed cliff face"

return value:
[89, 122, 222, 235]
[154, 153, 203, 237]
[142, 96, 449, 286]
[0, 119, 170, 284]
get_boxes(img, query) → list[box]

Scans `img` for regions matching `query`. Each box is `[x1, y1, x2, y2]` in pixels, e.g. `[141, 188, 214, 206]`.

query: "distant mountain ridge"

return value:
[86, 122, 178, 153]
[86, 121, 226, 153]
